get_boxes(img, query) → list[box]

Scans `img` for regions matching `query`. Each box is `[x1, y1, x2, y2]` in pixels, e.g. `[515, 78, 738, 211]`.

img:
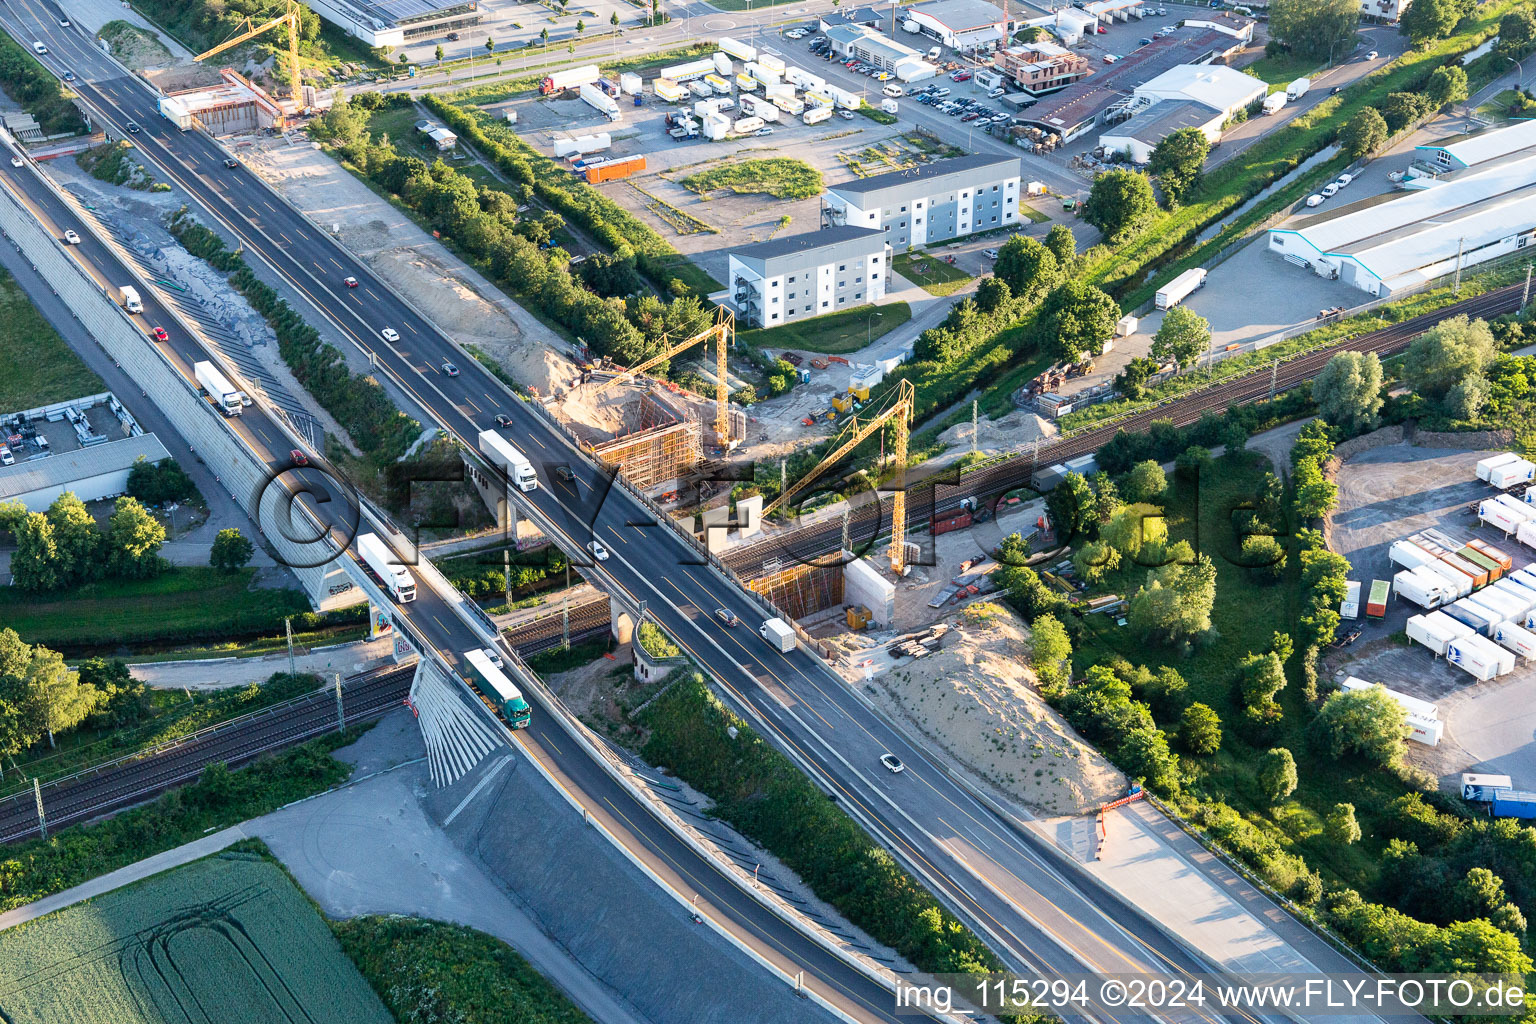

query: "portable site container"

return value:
[1468, 538, 1513, 571]
[1463, 773, 1515, 801]
[1407, 613, 1460, 655]
[1420, 559, 1474, 599]
[1393, 569, 1447, 609]
[1442, 552, 1490, 588]
[1444, 598, 1501, 635]
[1492, 790, 1536, 819]
[1447, 635, 1505, 680]
[1389, 540, 1438, 571]
[1492, 578, 1536, 614]
[1459, 545, 1504, 581]
[1476, 452, 1521, 481]
[1494, 619, 1536, 661]
[1340, 579, 1361, 620]
[1490, 458, 1536, 490]
[1366, 579, 1390, 618]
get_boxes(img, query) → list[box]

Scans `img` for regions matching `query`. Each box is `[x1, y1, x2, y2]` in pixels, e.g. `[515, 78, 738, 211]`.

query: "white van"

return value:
[32, 42, 48, 55]
[882, 84, 903, 97]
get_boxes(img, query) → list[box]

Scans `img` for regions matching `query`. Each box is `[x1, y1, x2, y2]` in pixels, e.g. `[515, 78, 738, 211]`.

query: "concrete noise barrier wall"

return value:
[0, 176, 337, 604]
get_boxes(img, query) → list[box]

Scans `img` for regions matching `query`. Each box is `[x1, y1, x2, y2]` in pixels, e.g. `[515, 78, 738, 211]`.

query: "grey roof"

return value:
[910, 0, 1005, 30]
[732, 225, 886, 267]
[1100, 98, 1221, 147]
[0, 434, 171, 500]
[820, 6, 889, 26]
[357, 0, 468, 24]
[827, 154, 1020, 205]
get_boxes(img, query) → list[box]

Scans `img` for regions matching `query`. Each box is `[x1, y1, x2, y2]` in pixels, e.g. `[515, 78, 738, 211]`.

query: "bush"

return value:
[0, 34, 86, 135]
[126, 456, 197, 505]
[1179, 702, 1222, 755]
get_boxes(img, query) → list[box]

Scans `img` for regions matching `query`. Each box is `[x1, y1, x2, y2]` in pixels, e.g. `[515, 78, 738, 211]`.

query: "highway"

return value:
[0, 11, 920, 1022]
[2, 6, 1379, 1022]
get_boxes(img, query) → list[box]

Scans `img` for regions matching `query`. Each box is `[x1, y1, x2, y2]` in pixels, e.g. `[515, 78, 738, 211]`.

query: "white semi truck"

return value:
[1154, 267, 1207, 310]
[357, 532, 417, 603]
[580, 82, 622, 122]
[478, 429, 538, 491]
[194, 360, 243, 417]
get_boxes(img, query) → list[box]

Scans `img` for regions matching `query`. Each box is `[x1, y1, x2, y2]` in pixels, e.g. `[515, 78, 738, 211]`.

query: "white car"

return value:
[880, 753, 905, 774]
[482, 646, 504, 669]
[9, 156, 21, 168]
[755, 127, 774, 136]
[1334, 173, 1354, 187]
[63, 230, 79, 244]
[380, 327, 400, 343]
[1321, 182, 1341, 197]
[587, 538, 610, 561]
[1305, 194, 1325, 207]
[59, 17, 70, 26]
[1366, 50, 1379, 59]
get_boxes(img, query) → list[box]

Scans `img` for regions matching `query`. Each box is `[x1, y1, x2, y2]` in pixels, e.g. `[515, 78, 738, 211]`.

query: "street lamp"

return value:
[867, 309, 883, 344]
[1505, 55, 1525, 94]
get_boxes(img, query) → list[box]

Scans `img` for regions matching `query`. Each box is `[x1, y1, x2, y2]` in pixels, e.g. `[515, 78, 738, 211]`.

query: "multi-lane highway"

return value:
[0, 4, 1384, 1020]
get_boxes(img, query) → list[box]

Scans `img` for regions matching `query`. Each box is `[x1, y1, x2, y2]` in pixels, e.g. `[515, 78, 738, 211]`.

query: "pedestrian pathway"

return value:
[129, 637, 398, 690]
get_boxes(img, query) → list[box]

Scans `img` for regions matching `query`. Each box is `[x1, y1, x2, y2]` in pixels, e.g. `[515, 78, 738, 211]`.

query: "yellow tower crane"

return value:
[194, 0, 304, 102]
[584, 306, 735, 448]
[760, 379, 915, 575]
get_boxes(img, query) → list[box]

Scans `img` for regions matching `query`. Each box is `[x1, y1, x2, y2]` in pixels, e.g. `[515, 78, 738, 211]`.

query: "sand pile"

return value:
[934, 407, 1056, 467]
[869, 608, 1123, 815]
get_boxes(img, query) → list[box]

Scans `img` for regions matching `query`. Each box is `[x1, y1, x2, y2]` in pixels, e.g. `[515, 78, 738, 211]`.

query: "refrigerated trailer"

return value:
[1154, 268, 1206, 310]
[1339, 676, 1439, 720]
[1494, 619, 1536, 661]
[357, 532, 416, 602]
[1477, 452, 1521, 481]
[1511, 567, 1536, 591]
[477, 430, 538, 491]
[1491, 790, 1536, 819]
[1480, 500, 1527, 536]
[1419, 559, 1474, 599]
[1447, 634, 1506, 680]
[1340, 579, 1361, 619]
[1426, 609, 1476, 643]
[1464, 773, 1514, 801]
[1393, 569, 1448, 609]
[1490, 458, 1536, 490]
[1389, 539, 1438, 571]
[1492, 577, 1536, 615]
[541, 65, 602, 94]
[194, 360, 243, 417]
[1407, 613, 1461, 656]
[463, 647, 532, 728]
[1473, 586, 1525, 624]
[1444, 598, 1501, 635]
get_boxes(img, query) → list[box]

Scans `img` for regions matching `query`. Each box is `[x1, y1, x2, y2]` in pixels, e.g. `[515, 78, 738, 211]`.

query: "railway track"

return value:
[727, 282, 1528, 575]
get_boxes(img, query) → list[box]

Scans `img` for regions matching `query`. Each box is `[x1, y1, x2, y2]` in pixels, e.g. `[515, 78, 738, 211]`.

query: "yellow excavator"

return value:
[193, 0, 305, 103]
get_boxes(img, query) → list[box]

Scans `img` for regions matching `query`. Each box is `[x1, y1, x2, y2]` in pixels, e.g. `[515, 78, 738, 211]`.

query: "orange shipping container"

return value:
[586, 155, 647, 183]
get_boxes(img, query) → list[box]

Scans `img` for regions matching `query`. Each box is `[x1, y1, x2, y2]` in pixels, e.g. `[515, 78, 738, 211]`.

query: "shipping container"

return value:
[586, 155, 646, 183]
[1491, 789, 1536, 819]
[1490, 458, 1536, 490]
[1447, 635, 1503, 680]
[1459, 545, 1504, 581]
[1340, 579, 1361, 619]
[1494, 619, 1536, 661]
[620, 72, 642, 94]
[1407, 613, 1459, 655]
[1154, 267, 1207, 310]
[1442, 552, 1490, 588]
[1476, 452, 1521, 481]
[1406, 714, 1444, 747]
[1463, 773, 1514, 801]
[1468, 537, 1513, 571]
[1419, 559, 1474, 599]
[1366, 579, 1390, 618]
[1444, 598, 1501, 635]
[1393, 569, 1446, 609]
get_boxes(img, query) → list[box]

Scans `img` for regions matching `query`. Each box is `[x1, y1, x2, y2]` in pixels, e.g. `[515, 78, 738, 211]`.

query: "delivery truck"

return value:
[1154, 267, 1206, 310]
[1366, 579, 1390, 618]
[194, 360, 244, 417]
[118, 285, 142, 314]
[1285, 77, 1310, 100]
[759, 617, 795, 653]
[1340, 579, 1361, 619]
[1477, 452, 1521, 481]
[357, 532, 416, 603]
[540, 65, 602, 94]
[580, 82, 622, 121]
[1261, 92, 1287, 115]
[477, 429, 538, 491]
[158, 95, 193, 131]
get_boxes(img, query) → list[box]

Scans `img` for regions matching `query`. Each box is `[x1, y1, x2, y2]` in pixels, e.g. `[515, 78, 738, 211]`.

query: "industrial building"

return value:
[995, 41, 1094, 95]
[1361, 0, 1412, 22]
[904, 0, 1008, 51]
[1018, 22, 1252, 142]
[818, 6, 894, 34]
[824, 24, 941, 81]
[1267, 119, 1536, 297]
[1098, 63, 1265, 161]
[822, 155, 1023, 250]
[304, 0, 480, 48]
[0, 434, 172, 513]
[728, 226, 890, 328]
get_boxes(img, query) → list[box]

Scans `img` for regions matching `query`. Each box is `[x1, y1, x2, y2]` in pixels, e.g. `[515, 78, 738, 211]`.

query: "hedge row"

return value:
[167, 210, 419, 459]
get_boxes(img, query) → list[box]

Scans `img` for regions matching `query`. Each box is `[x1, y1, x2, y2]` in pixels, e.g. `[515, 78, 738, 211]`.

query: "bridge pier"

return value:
[610, 599, 636, 645]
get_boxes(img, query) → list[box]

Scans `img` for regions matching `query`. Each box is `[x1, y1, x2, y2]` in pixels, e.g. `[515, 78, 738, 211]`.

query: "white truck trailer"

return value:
[1476, 452, 1521, 481]
[1388, 539, 1437, 571]
[194, 360, 243, 417]
[1494, 619, 1536, 661]
[1448, 635, 1506, 681]
[1154, 267, 1206, 310]
[1444, 598, 1502, 635]
[1492, 578, 1536, 615]
[580, 82, 622, 121]
[1481, 498, 1527, 536]
[540, 65, 602, 94]
[759, 617, 795, 653]
[1340, 579, 1361, 619]
[477, 429, 538, 491]
[357, 532, 417, 603]
[719, 36, 756, 62]
[1419, 559, 1474, 599]
[1407, 613, 1461, 656]
[1393, 568, 1450, 609]
[118, 285, 143, 314]
[158, 95, 193, 131]
[1491, 458, 1536, 489]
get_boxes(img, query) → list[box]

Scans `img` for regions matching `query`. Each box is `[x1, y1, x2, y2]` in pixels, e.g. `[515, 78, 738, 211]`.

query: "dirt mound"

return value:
[869, 608, 1123, 815]
[934, 407, 1056, 467]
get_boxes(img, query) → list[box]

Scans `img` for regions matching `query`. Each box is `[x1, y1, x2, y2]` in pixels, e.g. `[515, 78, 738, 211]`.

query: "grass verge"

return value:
[0, 268, 101, 411]
[892, 252, 972, 296]
[737, 301, 911, 355]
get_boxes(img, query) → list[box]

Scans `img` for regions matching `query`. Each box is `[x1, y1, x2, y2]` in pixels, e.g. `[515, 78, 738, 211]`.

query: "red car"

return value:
[290, 449, 309, 466]
[343, 276, 358, 288]
[151, 326, 168, 342]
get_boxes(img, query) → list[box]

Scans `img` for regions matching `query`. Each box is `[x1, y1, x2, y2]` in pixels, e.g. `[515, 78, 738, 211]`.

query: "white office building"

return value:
[728, 226, 890, 328]
[904, 0, 1008, 51]
[822, 154, 1022, 250]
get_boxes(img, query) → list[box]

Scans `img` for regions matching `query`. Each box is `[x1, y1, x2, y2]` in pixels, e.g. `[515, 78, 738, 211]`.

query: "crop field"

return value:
[0, 854, 393, 1024]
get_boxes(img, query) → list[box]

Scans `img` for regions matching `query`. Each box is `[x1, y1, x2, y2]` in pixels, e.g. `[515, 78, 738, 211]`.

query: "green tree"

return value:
[1082, 169, 1157, 242]
[611, 11, 620, 28]
[540, 27, 549, 44]
[1426, 65, 1469, 107]
[1403, 315, 1496, 400]
[434, 44, 444, 61]
[1179, 702, 1222, 755]
[1499, 9, 1536, 54]
[1270, 0, 1359, 59]
[79, 656, 148, 727]
[1073, 539, 1120, 584]
[1312, 351, 1384, 432]
[46, 491, 101, 585]
[1445, 372, 1491, 420]
[1258, 747, 1298, 804]
[1044, 224, 1076, 270]
[575, 19, 585, 33]
[210, 527, 256, 572]
[1117, 727, 1180, 794]
[992, 234, 1058, 306]
[105, 496, 166, 579]
[1115, 356, 1158, 400]
[1102, 504, 1162, 560]
[1029, 614, 1072, 690]
[1147, 126, 1210, 206]
[974, 276, 1011, 314]
[10, 511, 60, 591]
[398, 52, 409, 65]
[485, 36, 495, 54]
[5, 641, 100, 748]
[1292, 458, 1339, 521]
[1341, 107, 1388, 159]
[1151, 306, 1210, 371]
[1124, 460, 1167, 502]
[1237, 649, 1288, 721]
[1326, 803, 1362, 845]
[1241, 535, 1288, 581]
[1401, 0, 1468, 44]
[1128, 555, 1217, 646]
[1046, 471, 1095, 542]
[1381, 91, 1432, 132]
[1036, 280, 1120, 364]
[1313, 686, 1409, 765]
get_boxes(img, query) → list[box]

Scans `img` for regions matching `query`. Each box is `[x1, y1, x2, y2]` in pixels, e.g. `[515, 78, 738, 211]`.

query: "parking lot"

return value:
[1326, 443, 1536, 787]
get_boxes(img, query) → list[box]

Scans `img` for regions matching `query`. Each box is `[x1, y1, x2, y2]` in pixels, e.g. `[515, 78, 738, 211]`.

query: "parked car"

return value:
[1335, 173, 1354, 187]
[837, 109, 854, 119]
[1321, 182, 1341, 197]
[1139, 37, 1153, 45]
[1305, 193, 1325, 207]
[1366, 50, 1379, 59]
[983, 248, 999, 258]
[755, 127, 774, 136]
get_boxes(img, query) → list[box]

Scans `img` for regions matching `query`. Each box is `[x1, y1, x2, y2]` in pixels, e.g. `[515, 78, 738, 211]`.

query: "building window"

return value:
[901, 205, 907, 212]
[788, 292, 796, 299]
[822, 301, 830, 308]
[962, 191, 970, 198]
[771, 296, 779, 304]
[838, 264, 846, 271]
[839, 296, 846, 304]
[990, 216, 997, 223]
[788, 275, 796, 283]
[992, 184, 998, 191]
[838, 280, 845, 288]
[771, 313, 780, 321]
[900, 221, 907, 228]
[856, 276, 862, 282]
[872, 273, 880, 280]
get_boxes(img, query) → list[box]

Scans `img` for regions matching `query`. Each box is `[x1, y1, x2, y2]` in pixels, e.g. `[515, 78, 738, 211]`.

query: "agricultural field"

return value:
[0, 854, 393, 1024]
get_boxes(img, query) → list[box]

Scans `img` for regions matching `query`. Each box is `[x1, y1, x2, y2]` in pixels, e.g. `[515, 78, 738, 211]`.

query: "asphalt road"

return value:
[8, 7, 1317, 1022]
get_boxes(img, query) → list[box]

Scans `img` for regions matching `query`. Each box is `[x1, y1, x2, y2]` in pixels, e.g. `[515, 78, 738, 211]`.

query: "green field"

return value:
[0, 566, 311, 651]
[0, 855, 394, 1024]
[681, 158, 823, 200]
[0, 269, 101, 411]
[892, 252, 972, 296]
[737, 301, 911, 355]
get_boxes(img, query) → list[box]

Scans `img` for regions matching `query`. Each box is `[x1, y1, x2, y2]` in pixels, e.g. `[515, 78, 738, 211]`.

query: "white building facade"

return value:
[822, 154, 1022, 250]
[728, 227, 890, 328]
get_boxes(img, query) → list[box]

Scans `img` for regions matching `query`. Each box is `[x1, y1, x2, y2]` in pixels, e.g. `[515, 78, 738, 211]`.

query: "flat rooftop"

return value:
[0, 434, 171, 501]
[1101, 98, 1221, 145]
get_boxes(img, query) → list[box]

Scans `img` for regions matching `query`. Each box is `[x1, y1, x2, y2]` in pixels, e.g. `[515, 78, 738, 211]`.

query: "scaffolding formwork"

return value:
[747, 560, 844, 621]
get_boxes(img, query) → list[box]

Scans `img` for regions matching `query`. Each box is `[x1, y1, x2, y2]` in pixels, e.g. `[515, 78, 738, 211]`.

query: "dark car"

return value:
[125, 121, 140, 133]
[494, 413, 514, 427]
[715, 607, 739, 627]
[223, 158, 238, 168]
[556, 466, 575, 482]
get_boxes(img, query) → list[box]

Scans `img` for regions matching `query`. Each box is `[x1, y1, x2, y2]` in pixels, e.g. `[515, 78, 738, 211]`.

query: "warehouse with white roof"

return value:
[1098, 63, 1264, 162]
[1268, 119, 1536, 297]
